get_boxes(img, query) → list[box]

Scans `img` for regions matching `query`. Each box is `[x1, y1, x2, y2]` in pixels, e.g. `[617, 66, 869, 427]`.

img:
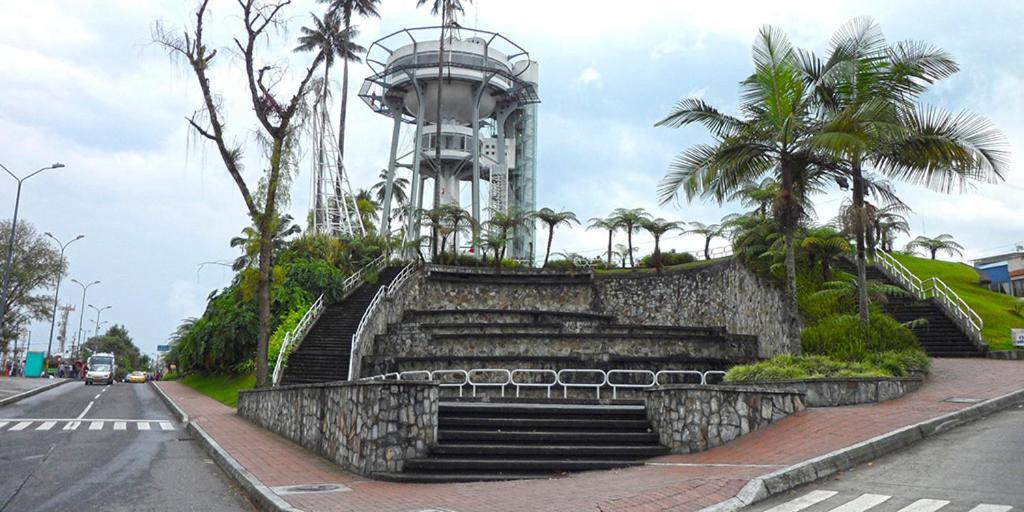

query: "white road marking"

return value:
[968, 506, 1013, 512]
[113, 421, 127, 431]
[63, 421, 80, 431]
[764, 490, 839, 512]
[94, 394, 101, 399]
[35, 421, 57, 431]
[828, 494, 892, 512]
[159, 421, 175, 431]
[9, 422, 32, 431]
[137, 422, 150, 431]
[896, 499, 950, 512]
[88, 421, 103, 431]
[0, 421, 8, 430]
[76, 401, 94, 420]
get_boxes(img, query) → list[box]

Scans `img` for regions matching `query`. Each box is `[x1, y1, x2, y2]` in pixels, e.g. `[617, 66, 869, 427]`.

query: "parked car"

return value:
[85, 353, 116, 385]
[126, 371, 147, 384]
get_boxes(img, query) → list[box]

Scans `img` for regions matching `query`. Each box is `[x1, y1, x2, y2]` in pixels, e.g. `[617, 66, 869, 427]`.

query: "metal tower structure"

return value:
[360, 26, 540, 261]
[310, 86, 365, 238]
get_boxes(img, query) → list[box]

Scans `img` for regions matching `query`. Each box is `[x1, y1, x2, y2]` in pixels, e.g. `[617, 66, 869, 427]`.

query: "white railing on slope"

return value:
[272, 254, 391, 387]
[875, 249, 984, 345]
[348, 261, 417, 379]
[271, 294, 325, 386]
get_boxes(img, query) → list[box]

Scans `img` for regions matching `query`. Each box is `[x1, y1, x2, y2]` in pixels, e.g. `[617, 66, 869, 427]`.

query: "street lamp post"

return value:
[44, 233, 84, 362]
[70, 279, 99, 356]
[88, 304, 111, 338]
[0, 162, 66, 331]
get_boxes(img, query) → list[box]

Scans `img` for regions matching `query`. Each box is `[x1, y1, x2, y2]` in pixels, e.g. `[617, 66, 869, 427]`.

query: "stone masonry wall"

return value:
[646, 384, 805, 453]
[593, 261, 800, 358]
[237, 380, 438, 476]
[725, 376, 924, 407]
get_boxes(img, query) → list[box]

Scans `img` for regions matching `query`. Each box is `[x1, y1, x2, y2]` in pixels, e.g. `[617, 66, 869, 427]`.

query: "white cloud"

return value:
[577, 66, 601, 86]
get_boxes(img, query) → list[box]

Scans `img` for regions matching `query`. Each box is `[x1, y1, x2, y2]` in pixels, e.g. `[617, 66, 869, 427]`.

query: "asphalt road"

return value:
[0, 380, 253, 512]
[746, 404, 1024, 512]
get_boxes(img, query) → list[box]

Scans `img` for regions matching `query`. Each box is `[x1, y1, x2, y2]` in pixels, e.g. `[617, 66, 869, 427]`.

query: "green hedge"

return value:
[724, 352, 927, 382]
[802, 311, 919, 361]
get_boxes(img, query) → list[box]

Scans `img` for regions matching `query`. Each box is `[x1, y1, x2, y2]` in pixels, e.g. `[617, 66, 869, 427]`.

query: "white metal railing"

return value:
[875, 249, 984, 345]
[271, 294, 325, 386]
[348, 285, 389, 379]
[386, 262, 416, 299]
[358, 368, 729, 398]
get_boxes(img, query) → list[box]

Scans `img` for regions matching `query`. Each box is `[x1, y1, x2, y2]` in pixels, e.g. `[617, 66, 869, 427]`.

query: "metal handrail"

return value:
[468, 368, 512, 397]
[655, 370, 705, 386]
[386, 262, 416, 299]
[557, 369, 608, 399]
[271, 294, 325, 386]
[922, 277, 984, 333]
[348, 285, 389, 379]
[511, 369, 558, 398]
[607, 370, 656, 399]
[702, 371, 727, 385]
[876, 250, 923, 296]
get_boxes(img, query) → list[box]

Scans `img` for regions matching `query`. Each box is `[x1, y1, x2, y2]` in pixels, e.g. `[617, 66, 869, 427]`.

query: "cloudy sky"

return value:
[2, 0, 1023, 357]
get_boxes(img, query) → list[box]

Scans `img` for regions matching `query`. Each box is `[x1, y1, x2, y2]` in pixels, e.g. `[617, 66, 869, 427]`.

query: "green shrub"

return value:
[268, 301, 312, 367]
[1014, 299, 1024, 317]
[639, 250, 696, 268]
[725, 354, 892, 382]
[801, 311, 919, 361]
[865, 349, 931, 377]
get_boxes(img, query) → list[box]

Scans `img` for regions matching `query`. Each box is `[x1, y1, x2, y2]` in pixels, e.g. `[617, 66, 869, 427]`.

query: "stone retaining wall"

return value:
[237, 380, 438, 476]
[646, 384, 805, 453]
[723, 376, 924, 407]
[594, 261, 800, 358]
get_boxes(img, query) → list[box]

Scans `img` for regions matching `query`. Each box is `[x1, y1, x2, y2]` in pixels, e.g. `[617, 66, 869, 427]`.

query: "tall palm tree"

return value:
[485, 207, 525, 264]
[873, 204, 911, 252]
[419, 206, 447, 261]
[906, 234, 964, 260]
[587, 216, 618, 268]
[609, 208, 650, 268]
[656, 26, 833, 334]
[727, 178, 779, 216]
[801, 226, 851, 281]
[229, 215, 301, 271]
[442, 203, 474, 261]
[640, 218, 682, 272]
[417, 0, 472, 196]
[687, 222, 724, 260]
[319, 0, 380, 158]
[533, 208, 580, 267]
[614, 243, 635, 268]
[807, 17, 1009, 325]
[372, 168, 409, 222]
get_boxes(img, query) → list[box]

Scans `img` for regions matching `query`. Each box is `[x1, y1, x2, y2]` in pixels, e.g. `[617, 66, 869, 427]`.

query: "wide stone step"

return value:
[428, 444, 667, 457]
[438, 429, 660, 444]
[440, 401, 647, 417]
[402, 457, 644, 472]
[373, 472, 553, 483]
[439, 416, 652, 431]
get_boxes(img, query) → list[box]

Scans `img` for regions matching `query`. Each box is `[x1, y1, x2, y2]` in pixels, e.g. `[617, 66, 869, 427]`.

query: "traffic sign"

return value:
[1013, 329, 1024, 348]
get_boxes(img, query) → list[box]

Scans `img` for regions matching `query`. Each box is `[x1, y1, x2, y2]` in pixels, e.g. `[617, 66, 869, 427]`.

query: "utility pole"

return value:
[70, 279, 99, 356]
[88, 304, 111, 338]
[0, 162, 66, 332]
[57, 304, 74, 355]
[44, 233, 84, 362]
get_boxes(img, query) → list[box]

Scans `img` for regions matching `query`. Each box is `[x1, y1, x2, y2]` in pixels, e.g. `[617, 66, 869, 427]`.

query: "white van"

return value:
[86, 353, 116, 385]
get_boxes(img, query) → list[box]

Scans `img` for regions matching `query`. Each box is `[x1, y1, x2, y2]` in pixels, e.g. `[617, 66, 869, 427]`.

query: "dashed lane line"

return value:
[88, 421, 103, 431]
[35, 421, 56, 431]
[9, 422, 32, 431]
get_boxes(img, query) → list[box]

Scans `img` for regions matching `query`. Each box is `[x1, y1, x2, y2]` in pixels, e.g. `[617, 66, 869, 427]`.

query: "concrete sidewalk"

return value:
[157, 358, 1024, 512]
[0, 376, 69, 404]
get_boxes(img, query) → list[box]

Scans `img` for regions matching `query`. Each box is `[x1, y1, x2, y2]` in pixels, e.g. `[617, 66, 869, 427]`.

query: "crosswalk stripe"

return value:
[159, 421, 174, 431]
[765, 490, 839, 512]
[10, 422, 32, 431]
[897, 499, 950, 512]
[137, 422, 150, 431]
[0, 422, 8, 430]
[968, 506, 1013, 512]
[89, 421, 103, 431]
[113, 421, 127, 431]
[63, 421, 80, 431]
[36, 421, 57, 431]
[829, 494, 892, 512]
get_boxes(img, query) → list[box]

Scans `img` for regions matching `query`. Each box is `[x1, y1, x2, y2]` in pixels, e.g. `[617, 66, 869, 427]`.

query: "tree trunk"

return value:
[606, 230, 613, 268]
[434, 15, 445, 204]
[255, 225, 273, 388]
[544, 225, 554, 267]
[780, 157, 800, 350]
[931, 249, 937, 260]
[852, 157, 870, 327]
[627, 226, 635, 268]
[654, 237, 662, 272]
[339, 44, 349, 159]
[704, 237, 711, 260]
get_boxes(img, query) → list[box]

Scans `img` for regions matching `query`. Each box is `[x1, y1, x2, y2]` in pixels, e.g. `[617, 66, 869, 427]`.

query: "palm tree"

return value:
[609, 208, 650, 268]
[442, 203, 474, 261]
[727, 178, 779, 216]
[229, 215, 301, 271]
[640, 218, 682, 272]
[419, 206, 447, 261]
[906, 234, 964, 260]
[656, 26, 832, 334]
[477, 232, 507, 273]
[807, 18, 1008, 326]
[372, 168, 409, 213]
[873, 204, 910, 252]
[485, 207, 525, 264]
[801, 226, 851, 281]
[613, 243, 635, 268]
[417, 0, 472, 196]
[318, 0, 380, 158]
[587, 216, 618, 268]
[687, 222, 724, 260]
[533, 208, 580, 267]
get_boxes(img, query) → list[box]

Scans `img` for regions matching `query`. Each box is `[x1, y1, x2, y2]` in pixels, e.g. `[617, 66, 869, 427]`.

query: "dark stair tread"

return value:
[429, 444, 668, 456]
[374, 472, 556, 483]
[403, 458, 646, 471]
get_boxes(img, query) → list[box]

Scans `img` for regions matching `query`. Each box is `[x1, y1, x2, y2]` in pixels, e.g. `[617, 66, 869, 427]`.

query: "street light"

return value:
[0, 162, 66, 331]
[88, 304, 111, 338]
[44, 233, 84, 361]
[70, 279, 99, 356]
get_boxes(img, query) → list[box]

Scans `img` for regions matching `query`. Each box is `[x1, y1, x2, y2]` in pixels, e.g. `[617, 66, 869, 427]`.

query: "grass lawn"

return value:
[180, 373, 256, 408]
[893, 253, 1024, 350]
[595, 257, 730, 275]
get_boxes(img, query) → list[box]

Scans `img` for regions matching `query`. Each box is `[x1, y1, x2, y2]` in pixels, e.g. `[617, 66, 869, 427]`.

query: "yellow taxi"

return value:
[126, 371, 147, 383]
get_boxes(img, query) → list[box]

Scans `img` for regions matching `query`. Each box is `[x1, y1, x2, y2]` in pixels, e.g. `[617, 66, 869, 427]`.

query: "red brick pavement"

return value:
[157, 358, 1024, 512]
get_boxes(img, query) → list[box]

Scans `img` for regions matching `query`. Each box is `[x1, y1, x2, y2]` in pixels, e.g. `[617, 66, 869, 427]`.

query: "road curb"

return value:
[0, 378, 72, 407]
[700, 386, 1024, 512]
[150, 382, 298, 512]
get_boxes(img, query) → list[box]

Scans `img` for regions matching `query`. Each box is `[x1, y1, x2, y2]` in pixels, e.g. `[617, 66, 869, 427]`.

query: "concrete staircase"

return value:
[280, 266, 403, 385]
[836, 258, 984, 357]
[376, 400, 668, 483]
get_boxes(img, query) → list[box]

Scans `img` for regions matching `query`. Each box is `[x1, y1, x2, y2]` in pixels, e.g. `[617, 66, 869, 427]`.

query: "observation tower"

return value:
[360, 26, 539, 260]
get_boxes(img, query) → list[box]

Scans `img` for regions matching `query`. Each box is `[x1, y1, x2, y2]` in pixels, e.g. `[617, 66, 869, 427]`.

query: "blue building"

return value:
[974, 251, 1024, 297]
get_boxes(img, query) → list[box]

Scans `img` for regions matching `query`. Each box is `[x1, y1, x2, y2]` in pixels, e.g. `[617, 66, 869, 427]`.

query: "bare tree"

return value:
[155, 0, 324, 387]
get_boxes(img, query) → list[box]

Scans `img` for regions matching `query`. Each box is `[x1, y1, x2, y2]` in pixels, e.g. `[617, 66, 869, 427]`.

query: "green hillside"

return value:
[892, 253, 1024, 350]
